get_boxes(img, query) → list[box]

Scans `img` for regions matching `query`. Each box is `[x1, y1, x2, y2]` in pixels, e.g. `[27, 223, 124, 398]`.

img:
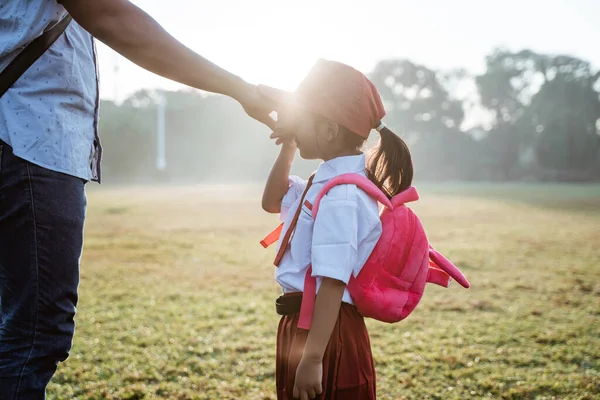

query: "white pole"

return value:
[112, 51, 119, 102]
[156, 95, 167, 171]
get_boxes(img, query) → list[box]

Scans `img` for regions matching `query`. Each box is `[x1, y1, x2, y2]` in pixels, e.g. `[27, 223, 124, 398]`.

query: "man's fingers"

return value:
[293, 385, 299, 399]
[257, 113, 276, 130]
[262, 96, 280, 113]
[243, 103, 276, 130]
[316, 383, 323, 395]
[307, 387, 317, 399]
[257, 84, 286, 112]
[270, 130, 292, 146]
[300, 390, 309, 400]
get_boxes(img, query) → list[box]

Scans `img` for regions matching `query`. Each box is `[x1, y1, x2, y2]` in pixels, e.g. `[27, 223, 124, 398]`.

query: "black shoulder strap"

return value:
[0, 15, 72, 99]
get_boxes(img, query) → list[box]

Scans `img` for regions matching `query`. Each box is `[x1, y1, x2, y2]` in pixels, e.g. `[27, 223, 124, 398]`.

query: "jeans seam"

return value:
[14, 163, 41, 398]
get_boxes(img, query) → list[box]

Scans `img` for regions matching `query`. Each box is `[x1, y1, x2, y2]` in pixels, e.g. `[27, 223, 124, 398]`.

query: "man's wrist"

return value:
[226, 77, 254, 104]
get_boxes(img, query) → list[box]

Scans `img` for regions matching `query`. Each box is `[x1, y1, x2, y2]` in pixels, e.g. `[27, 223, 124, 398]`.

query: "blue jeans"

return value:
[0, 140, 86, 399]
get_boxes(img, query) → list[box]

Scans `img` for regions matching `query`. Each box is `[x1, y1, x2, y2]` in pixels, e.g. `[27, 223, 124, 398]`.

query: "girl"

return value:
[260, 59, 413, 400]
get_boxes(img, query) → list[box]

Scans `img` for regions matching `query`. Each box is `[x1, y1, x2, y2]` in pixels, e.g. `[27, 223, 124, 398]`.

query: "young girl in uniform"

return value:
[260, 59, 414, 400]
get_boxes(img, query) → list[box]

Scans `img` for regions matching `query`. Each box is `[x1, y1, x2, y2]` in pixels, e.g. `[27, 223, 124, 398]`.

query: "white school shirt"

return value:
[276, 153, 383, 304]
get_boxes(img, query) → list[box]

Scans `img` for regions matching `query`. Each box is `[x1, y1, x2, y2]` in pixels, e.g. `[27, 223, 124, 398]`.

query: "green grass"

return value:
[419, 182, 600, 214]
[47, 184, 600, 399]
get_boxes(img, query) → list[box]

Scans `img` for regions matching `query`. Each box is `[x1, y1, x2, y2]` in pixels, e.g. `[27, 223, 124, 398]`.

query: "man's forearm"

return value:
[61, 0, 250, 101]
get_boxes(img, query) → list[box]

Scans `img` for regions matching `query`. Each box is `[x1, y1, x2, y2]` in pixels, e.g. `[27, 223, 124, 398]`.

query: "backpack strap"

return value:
[0, 15, 72, 99]
[391, 186, 419, 207]
[298, 265, 317, 330]
[273, 174, 315, 266]
[312, 173, 393, 218]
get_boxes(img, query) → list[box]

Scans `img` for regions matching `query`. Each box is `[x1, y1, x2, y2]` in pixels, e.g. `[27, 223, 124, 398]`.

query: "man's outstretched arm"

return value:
[61, 0, 274, 128]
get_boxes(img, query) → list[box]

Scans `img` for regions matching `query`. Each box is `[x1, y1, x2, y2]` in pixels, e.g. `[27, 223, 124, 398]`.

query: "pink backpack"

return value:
[262, 173, 470, 330]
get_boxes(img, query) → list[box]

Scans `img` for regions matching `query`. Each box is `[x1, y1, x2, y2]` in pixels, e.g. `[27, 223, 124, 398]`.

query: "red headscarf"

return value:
[260, 59, 385, 139]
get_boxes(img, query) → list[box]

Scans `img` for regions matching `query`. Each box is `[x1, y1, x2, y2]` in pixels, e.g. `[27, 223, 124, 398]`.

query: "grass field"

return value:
[47, 184, 600, 400]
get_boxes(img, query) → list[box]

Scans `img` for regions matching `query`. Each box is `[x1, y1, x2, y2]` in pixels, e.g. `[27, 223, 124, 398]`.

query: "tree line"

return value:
[98, 48, 600, 184]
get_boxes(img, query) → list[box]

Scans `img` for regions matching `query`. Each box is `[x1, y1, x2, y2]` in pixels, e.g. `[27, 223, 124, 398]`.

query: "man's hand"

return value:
[236, 83, 277, 130]
[267, 104, 297, 145]
[293, 356, 323, 400]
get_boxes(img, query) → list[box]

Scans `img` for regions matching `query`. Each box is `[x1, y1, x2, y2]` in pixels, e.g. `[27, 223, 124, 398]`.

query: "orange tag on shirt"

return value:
[260, 223, 284, 248]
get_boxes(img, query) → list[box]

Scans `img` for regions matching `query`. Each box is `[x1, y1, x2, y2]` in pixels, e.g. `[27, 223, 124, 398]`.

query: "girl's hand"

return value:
[271, 105, 298, 146]
[270, 119, 296, 146]
[270, 130, 296, 146]
[293, 356, 323, 400]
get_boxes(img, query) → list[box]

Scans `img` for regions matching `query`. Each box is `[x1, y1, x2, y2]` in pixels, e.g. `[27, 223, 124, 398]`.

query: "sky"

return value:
[97, 0, 600, 102]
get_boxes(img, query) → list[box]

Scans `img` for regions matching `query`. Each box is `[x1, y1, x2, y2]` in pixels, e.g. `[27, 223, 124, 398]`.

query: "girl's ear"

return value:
[326, 120, 340, 141]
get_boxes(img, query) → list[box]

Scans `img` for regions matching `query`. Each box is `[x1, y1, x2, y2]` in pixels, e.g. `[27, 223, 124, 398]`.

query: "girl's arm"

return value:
[303, 278, 346, 359]
[262, 142, 297, 213]
[293, 278, 346, 400]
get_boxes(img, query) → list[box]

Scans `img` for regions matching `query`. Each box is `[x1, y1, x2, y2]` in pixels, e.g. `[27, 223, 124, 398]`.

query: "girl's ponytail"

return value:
[366, 124, 414, 198]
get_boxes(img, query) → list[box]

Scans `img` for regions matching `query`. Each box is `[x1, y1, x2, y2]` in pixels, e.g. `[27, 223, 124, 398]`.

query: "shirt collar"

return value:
[313, 153, 366, 183]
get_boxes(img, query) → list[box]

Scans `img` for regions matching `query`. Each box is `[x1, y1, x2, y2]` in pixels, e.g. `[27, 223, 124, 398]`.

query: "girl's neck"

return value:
[321, 149, 362, 162]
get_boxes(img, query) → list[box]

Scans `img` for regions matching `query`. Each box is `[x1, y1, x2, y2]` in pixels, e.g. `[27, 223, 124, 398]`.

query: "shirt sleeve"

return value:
[311, 186, 359, 284]
[279, 175, 308, 222]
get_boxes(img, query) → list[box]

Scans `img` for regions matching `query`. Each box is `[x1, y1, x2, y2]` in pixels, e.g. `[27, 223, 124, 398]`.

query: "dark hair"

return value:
[366, 125, 414, 198]
[315, 114, 414, 198]
[339, 124, 413, 198]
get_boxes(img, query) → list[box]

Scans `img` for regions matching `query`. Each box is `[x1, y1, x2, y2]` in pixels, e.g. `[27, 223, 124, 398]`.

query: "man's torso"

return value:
[0, 0, 100, 182]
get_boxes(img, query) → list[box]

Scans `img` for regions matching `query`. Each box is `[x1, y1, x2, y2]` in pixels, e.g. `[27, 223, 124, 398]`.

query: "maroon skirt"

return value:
[276, 293, 376, 400]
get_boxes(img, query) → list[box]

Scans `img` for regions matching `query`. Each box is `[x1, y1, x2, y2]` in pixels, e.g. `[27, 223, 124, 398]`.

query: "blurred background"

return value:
[47, 2, 600, 398]
[96, 0, 600, 184]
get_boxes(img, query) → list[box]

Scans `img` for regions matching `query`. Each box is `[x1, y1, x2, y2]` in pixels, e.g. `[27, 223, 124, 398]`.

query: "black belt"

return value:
[275, 294, 303, 316]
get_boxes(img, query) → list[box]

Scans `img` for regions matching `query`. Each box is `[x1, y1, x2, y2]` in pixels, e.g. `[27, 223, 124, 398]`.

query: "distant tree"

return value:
[477, 49, 600, 180]
[370, 59, 464, 140]
[475, 49, 541, 179]
[370, 59, 473, 180]
[526, 56, 600, 172]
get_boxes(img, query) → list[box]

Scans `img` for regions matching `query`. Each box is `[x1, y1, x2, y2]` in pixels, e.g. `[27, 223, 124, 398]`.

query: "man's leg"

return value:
[0, 140, 86, 399]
